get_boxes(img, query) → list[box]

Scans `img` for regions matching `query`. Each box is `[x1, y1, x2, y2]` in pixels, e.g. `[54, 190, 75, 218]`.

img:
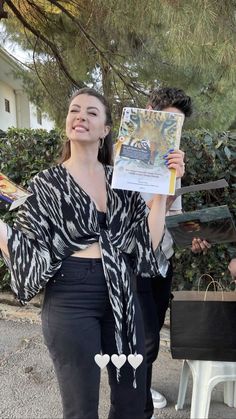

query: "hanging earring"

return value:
[99, 137, 104, 149]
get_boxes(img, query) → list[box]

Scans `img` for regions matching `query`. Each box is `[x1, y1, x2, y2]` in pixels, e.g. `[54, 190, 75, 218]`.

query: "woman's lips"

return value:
[74, 125, 88, 132]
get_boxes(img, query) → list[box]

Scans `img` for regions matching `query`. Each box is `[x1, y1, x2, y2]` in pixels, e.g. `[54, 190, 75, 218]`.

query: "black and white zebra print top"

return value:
[5, 164, 168, 357]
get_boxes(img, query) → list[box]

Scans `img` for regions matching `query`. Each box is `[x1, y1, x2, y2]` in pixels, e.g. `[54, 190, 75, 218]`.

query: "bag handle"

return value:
[198, 274, 216, 292]
[204, 280, 224, 301]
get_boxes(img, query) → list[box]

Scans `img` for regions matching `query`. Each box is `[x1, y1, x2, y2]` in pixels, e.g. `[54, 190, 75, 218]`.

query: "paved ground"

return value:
[0, 295, 235, 419]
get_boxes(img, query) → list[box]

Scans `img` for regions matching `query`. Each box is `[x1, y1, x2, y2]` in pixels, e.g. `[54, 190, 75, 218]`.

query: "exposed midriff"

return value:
[71, 242, 101, 258]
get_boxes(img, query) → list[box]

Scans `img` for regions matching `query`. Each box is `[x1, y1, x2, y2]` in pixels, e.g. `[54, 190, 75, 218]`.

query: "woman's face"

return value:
[66, 94, 110, 144]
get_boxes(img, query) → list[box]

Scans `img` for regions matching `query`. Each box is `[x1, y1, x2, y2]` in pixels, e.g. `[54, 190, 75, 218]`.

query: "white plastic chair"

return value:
[175, 359, 236, 418]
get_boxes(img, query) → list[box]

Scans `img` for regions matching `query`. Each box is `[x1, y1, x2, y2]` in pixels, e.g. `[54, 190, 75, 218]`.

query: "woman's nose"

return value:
[76, 112, 86, 121]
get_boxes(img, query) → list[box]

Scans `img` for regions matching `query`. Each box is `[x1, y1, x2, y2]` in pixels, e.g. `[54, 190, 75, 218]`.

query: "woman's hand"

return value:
[165, 149, 185, 178]
[191, 238, 211, 254]
[228, 258, 236, 279]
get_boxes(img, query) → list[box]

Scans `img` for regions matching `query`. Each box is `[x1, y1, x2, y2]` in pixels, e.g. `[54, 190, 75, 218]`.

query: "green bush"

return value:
[172, 129, 236, 290]
[0, 128, 62, 290]
[0, 128, 62, 186]
[0, 128, 235, 291]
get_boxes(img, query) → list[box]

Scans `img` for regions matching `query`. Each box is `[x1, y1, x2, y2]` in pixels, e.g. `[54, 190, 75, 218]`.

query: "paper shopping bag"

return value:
[170, 289, 236, 361]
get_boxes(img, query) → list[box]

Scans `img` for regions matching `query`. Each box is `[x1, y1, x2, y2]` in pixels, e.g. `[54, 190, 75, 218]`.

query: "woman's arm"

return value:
[148, 149, 185, 251]
[148, 194, 167, 250]
[0, 219, 9, 257]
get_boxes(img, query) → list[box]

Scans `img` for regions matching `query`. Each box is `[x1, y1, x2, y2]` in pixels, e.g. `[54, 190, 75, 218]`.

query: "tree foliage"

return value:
[1, 0, 236, 129]
[173, 129, 236, 290]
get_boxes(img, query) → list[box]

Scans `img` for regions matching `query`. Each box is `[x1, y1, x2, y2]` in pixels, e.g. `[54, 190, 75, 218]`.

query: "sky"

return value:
[0, 22, 32, 64]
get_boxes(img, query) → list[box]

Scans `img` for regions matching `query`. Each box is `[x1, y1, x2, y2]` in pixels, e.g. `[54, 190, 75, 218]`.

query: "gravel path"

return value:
[0, 299, 235, 418]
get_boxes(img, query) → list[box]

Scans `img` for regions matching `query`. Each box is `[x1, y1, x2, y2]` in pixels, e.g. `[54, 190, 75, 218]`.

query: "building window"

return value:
[37, 109, 42, 125]
[5, 99, 10, 113]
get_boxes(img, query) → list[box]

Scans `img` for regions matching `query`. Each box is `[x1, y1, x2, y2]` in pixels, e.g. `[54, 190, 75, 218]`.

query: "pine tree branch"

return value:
[0, 0, 8, 19]
[5, 0, 83, 89]
[31, 38, 58, 106]
[47, 0, 146, 98]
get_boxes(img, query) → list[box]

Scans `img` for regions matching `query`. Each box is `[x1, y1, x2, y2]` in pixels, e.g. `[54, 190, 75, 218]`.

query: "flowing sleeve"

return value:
[4, 177, 61, 304]
[131, 192, 169, 278]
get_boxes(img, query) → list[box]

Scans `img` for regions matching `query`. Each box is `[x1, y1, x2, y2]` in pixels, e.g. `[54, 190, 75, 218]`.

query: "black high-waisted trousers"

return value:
[41, 256, 146, 419]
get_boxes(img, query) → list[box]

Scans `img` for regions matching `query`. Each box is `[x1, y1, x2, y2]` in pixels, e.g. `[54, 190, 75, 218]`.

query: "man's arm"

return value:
[228, 258, 236, 279]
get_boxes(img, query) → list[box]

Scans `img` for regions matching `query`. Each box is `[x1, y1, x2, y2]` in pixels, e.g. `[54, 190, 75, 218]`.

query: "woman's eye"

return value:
[88, 111, 97, 116]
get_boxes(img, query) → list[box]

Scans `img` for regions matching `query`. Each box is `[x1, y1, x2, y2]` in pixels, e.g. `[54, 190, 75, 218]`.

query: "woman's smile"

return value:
[73, 124, 89, 133]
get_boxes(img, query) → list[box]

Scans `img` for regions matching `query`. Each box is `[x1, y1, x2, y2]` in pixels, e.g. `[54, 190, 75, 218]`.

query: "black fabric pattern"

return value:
[5, 164, 168, 356]
[97, 211, 107, 229]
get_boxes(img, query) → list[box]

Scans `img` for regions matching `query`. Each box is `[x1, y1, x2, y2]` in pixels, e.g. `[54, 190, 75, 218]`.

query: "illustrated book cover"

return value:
[0, 173, 32, 210]
[111, 107, 184, 195]
[165, 205, 236, 247]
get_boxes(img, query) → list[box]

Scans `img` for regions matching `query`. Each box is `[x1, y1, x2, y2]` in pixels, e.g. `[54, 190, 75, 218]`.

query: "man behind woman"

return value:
[137, 87, 210, 419]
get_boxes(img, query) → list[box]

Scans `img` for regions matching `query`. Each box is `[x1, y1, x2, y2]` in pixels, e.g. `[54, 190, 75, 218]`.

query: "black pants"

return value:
[42, 257, 146, 419]
[136, 261, 173, 419]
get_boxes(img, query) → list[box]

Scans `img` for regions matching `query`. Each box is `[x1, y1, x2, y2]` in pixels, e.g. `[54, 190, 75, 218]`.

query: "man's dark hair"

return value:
[148, 87, 193, 117]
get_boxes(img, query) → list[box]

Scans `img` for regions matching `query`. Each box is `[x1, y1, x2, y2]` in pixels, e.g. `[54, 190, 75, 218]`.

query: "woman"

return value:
[0, 88, 184, 419]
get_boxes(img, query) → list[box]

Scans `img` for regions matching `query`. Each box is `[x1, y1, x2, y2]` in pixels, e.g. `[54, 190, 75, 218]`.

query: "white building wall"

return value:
[29, 103, 55, 130]
[0, 80, 17, 131]
[15, 90, 30, 128]
[0, 47, 55, 132]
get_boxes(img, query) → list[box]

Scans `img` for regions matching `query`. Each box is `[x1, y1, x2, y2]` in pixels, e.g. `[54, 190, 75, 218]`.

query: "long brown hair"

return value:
[59, 88, 113, 165]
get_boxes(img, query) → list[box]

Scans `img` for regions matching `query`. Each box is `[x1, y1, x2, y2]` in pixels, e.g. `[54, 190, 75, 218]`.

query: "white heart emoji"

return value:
[111, 354, 127, 369]
[127, 354, 143, 369]
[94, 354, 110, 369]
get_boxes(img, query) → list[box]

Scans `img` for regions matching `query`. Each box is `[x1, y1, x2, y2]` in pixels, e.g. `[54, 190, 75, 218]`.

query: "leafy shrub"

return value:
[0, 128, 62, 290]
[173, 129, 236, 290]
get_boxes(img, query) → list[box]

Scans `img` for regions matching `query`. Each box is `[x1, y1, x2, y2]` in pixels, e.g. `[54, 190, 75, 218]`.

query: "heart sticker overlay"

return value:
[127, 354, 143, 369]
[94, 354, 110, 369]
[111, 354, 127, 369]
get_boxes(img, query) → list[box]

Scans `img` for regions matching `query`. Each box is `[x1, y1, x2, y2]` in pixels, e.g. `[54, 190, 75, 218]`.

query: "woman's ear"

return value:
[104, 125, 111, 137]
[146, 105, 153, 110]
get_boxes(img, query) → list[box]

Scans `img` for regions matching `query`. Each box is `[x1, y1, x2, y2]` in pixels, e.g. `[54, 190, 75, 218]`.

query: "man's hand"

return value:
[191, 238, 211, 255]
[228, 258, 236, 279]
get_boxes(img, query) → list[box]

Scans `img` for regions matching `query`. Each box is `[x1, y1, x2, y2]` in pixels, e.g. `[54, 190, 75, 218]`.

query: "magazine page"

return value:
[111, 107, 184, 194]
[0, 173, 32, 210]
[165, 205, 236, 247]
